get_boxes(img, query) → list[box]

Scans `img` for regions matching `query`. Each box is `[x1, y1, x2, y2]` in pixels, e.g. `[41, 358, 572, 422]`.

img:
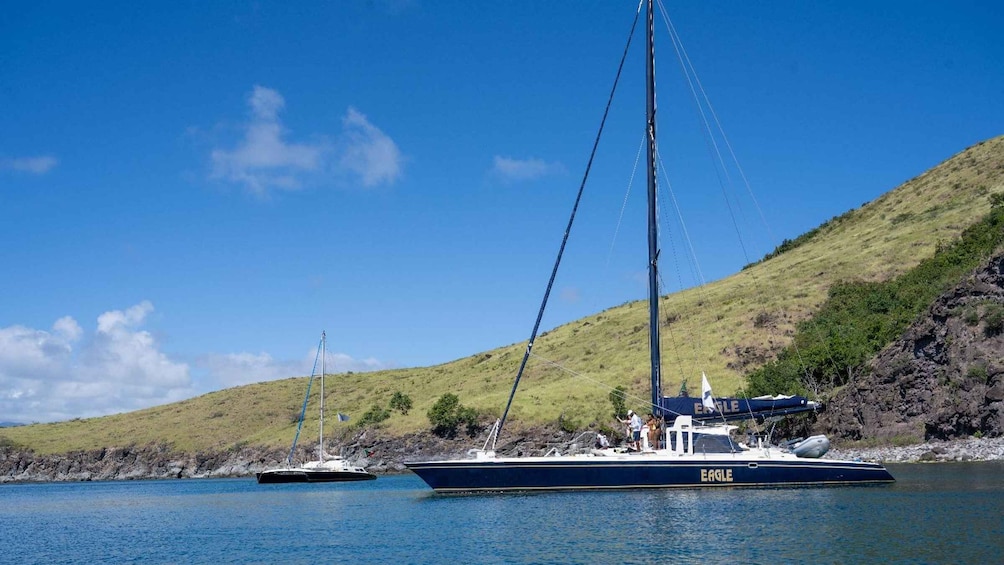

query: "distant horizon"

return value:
[2, 1, 1002, 423]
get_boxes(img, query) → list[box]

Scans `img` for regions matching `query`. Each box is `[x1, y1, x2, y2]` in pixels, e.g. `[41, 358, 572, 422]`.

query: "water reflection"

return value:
[3, 464, 1004, 563]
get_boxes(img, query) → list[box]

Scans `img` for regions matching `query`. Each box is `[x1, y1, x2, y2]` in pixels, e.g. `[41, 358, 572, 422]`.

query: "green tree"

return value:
[427, 393, 480, 438]
[459, 406, 481, 437]
[389, 391, 413, 415]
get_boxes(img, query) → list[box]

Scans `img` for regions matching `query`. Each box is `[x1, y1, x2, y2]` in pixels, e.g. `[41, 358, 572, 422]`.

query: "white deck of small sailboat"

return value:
[256, 457, 375, 483]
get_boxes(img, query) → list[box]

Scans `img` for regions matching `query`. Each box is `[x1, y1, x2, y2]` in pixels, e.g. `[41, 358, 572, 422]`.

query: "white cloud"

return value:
[53, 316, 82, 341]
[198, 346, 390, 389]
[209, 86, 403, 195]
[0, 302, 193, 424]
[210, 86, 325, 196]
[249, 86, 284, 121]
[0, 302, 391, 424]
[198, 351, 300, 389]
[0, 324, 75, 380]
[326, 352, 388, 374]
[338, 106, 403, 187]
[0, 155, 58, 175]
[491, 155, 565, 182]
[84, 301, 189, 388]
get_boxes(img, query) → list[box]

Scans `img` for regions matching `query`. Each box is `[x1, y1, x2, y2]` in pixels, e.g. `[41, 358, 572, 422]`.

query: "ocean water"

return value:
[2, 462, 1003, 564]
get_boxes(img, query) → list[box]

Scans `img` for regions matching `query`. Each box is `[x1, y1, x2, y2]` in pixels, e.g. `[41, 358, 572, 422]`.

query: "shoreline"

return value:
[828, 436, 1004, 463]
[4, 435, 1004, 483]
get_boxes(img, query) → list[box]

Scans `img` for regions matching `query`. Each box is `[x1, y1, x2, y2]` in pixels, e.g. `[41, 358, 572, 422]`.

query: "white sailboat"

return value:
[405, 0, 893, 492]
[257, 331, 376, 484]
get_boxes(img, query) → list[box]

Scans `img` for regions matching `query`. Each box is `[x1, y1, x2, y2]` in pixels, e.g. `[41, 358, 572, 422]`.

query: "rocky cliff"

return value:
[817, 252, 1004, 442]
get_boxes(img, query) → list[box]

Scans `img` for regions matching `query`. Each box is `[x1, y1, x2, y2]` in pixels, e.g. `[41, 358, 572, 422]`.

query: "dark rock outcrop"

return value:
[0, 425, 594, 483]
[817, 253, 1004, 442]
[0, 442, 290, 483]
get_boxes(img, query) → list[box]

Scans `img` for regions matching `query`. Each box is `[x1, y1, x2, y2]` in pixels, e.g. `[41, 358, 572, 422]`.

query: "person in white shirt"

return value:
[622, 410, 642, 451]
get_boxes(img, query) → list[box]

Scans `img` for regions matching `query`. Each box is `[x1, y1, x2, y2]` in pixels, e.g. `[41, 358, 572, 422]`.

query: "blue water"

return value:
[2, 462, 1003, 564]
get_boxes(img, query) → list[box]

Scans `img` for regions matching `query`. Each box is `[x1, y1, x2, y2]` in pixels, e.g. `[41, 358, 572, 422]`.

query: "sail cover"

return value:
[660, 394, 821, 423]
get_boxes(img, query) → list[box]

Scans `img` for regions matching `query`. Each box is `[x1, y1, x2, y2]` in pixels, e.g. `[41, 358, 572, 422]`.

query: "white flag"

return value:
[701, 372, 716, 413]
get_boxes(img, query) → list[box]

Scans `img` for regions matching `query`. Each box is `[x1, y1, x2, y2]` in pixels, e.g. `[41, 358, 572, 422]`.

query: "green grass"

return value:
[4, 136, 1004, 455]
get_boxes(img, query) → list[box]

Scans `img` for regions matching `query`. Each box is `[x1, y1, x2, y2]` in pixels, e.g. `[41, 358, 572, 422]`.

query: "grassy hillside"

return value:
[5, 136, 1004, 455]
[746, 191, 1004, 398]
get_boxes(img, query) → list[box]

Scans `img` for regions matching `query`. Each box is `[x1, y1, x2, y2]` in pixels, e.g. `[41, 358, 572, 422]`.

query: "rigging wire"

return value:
[666, 1, 841, 395]
[653, 211, 697, 387]
[649, 1, 824, 440]
[494, 2, 644, 446]
[604, 132, 647, 273]
[660, 2, 771, 247]
[658, 0, 752, 269]
[655, 0, 834, 414]
[656, 4, 772, 432]
[653, 165, 702, 381]
[286, 336, 324, 465]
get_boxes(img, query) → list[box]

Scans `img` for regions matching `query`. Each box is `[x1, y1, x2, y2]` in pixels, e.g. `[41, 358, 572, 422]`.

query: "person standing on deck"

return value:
[625, 410, 642, 451]
[646, 413, 661, 450]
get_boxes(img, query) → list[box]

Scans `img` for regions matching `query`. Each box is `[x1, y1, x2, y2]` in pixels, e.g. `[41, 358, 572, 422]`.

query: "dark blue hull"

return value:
[255, 469, 376, 484]
[405, 457, 894, 492]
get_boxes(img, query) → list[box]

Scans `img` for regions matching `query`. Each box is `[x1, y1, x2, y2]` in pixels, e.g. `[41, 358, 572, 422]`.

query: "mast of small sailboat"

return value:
[319, 330, 325, 462]
[645, 0, 663, 414]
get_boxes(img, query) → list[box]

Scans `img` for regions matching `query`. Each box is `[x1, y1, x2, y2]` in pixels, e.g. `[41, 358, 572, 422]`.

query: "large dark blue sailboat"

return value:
[405, 0, 893, 492]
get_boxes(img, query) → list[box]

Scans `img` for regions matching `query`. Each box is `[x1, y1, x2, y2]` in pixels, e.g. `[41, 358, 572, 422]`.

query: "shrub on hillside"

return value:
[427, 393, 480, 438]
[356, 404, 390, 428]
[984, 303, 1004, 337]
[558, 413, 579, 433]
[967, 364, 989, 383]
[389, 391, 413, 415]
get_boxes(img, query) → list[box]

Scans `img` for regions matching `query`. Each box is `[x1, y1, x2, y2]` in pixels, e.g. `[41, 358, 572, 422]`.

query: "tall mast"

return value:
[319, 330, 325, 461]
[645, 0, 663, 414]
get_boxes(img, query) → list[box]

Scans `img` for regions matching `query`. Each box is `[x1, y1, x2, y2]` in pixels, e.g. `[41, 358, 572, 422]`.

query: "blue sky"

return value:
[2, 1, 1002, 423]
